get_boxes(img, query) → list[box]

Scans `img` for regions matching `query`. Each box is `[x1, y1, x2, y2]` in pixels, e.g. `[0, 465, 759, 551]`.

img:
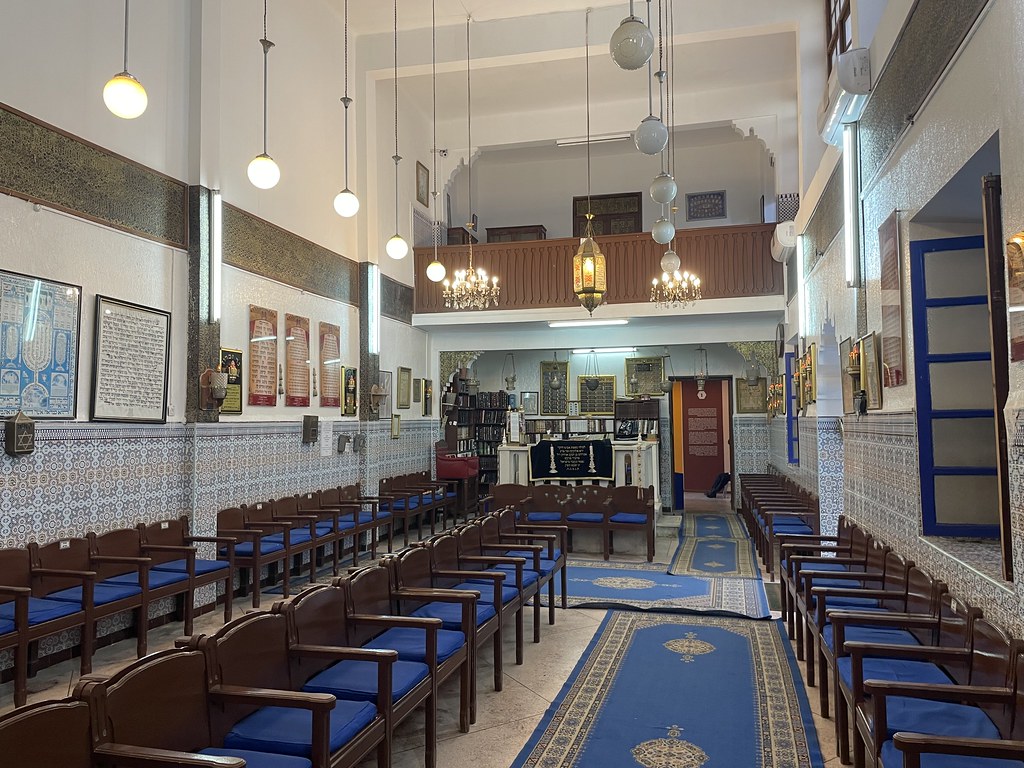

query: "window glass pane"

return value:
[929, 361, 995, 411]
[924, 247, 987, 298]
[932, 418, 997, 467]
[934, 475, 999, 525]
[927, 304, 991, 355]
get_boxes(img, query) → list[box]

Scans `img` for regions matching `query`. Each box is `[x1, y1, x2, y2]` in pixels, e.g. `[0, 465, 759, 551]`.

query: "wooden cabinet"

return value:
[446, 227, 478, 245]
[573, 192, 643, 237]
[486, 225, 547, 243]
[613, 399, 661, 439]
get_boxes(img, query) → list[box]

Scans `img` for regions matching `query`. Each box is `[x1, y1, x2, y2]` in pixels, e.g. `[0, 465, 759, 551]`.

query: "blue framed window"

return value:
[785, 352, 799, 464]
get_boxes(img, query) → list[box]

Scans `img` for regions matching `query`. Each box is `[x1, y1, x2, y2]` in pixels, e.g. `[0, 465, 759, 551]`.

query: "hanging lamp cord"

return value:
[122, 0, 131, 72]
[260, 0, 273, 156]
[585, 9, 592, 218]
[432, 0, 439, 255]
[466, 16, 474, 271]
[645, 0, 654, 116]
[393, 0, 401, 234]
[342, 0, 350, 188]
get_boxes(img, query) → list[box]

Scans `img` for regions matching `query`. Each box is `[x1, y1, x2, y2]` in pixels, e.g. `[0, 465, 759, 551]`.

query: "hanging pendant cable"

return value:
[586, 8, 592, 218]
[393, 0, 401, 235]
[122, 0, 131, 72]
[466, 16, 474, 270]
[657, 0, 667, 174]
[668, 0, 677, 246]
[431, 0, 439, 254]
[342, 0, 351, 189]
[645, 0, 654, 117]
[260, 0, 273, 156]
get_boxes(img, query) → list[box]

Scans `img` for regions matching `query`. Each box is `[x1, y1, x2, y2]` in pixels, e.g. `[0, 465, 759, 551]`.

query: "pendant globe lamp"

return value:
[247, 0, 280, 189]
[650, 171, 677, 204]
[660, 249, 680, 273]
[573, 10, 608, 317]
[609, 0, 654, 71]
[333, 0, 359, 217]
[634, 1, 667, 155]
[425, 0, 446, 283]
[386, 0, 409, 259]
[104, 0, 147, 119]
[652, 215, 675, 244]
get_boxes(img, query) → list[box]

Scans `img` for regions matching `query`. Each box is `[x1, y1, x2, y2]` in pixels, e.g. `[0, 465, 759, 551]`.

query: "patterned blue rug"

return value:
[512, 612, 824, 768]
[668, 511, 760, 578]
[549, 560, 769, 619]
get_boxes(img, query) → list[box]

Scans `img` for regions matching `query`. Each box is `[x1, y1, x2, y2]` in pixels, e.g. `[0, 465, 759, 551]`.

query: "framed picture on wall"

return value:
[416, 162, 430, 208]
[736, 377, 768, 414]
[219, 348, 243, 415]
[421, 378, 433, 417]
[378, 370, 393, 419]
[391, 414, 401, 439]
[397, 366, 412, 409]
[521, 391, 539, 416]
[413, 378, 422, 403]
[839, 337, 855, 415]
[91, 295, 170, 423]
[861, 332, 883, 410]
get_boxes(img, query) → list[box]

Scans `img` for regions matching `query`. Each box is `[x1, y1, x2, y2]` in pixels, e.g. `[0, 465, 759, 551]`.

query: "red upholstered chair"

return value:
[435, 441, 480, 522]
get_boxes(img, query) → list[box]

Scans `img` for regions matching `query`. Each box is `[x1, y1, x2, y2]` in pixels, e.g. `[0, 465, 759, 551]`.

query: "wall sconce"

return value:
[369, 384, 388, 413]
[502, 352, 517, 391]
[694, 346, 709, 394]
[4, 410, 35, 456]
[336, 434, 352, 454]
[660, 346, 675, 393]
[352, 434, 366, 453]
[744, 358, 761, 386]
[549, 350, 563, 390]
[199, 364, 229, 411]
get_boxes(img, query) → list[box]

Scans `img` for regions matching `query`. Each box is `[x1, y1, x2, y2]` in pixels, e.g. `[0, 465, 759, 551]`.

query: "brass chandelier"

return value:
[441, 16, 500, 311]
[650, 267, 701, 308]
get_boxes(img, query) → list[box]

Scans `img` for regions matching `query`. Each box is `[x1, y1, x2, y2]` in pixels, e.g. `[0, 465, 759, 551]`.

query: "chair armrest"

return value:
[91, 556, 152, 565]
[829, 611, 938, 630]
[394, 587, 477, 603]
[216, 529, 262, 540]
[31, 567, 96, 580]
[434, 569, 504, 584]
[460, 554, 525, 568]
[93, 742, 247, 767]
[863, 681, 1012, 705]
[496, 540, 544, 551]
[141, 545, 195, 554]
[275, 514, 319, 523]
[894, 732, 1024, 761]
[186, 535, 237, 544]
[210, 684, 336, 712]
[290, 644, 398, 664]
[247, 521, 294, 530]
[349, 613, 443, 630]
[845, 642, 968, 662]
[0, 585, 31, 596]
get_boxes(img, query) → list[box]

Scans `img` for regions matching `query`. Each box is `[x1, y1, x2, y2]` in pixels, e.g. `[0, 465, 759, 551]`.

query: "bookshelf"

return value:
[523, 416, 615, 442]
[441, 376, 509, 488]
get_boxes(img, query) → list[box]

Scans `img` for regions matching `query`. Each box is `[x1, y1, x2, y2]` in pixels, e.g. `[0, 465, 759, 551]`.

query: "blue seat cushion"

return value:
[526, 512, 562, 522]
[774, 523, 814, 534]
[0, 596, 80, 625]
[474, 568, 540, 587]
[0, 618, 14, 635]
[495, 559, 556, 577]
[410, 600, 497, 630]
[452, 582, 520, 605]
[336, 519, 356, 532]
[152, 558, 230, 576]
[303, 659, 429, 702]
[837, 657, 952, 692]
[315, 523, 336, 537]
[879, 739, 1024, 768]
[199, 748, 313, 768]
[504, 548, 562, 562]
[285, 529, 314, 545]
[446, 490, 458, 498]
[106, 570, 190, 589]
[47, 581, 142, 606]
[339, 512, 384, 525]
[822, 624, 919, 653]
[609, 513, 647, 524]
[566, 513, 604, 523]
[878, 697, 1001, 741]
[381, 498, 419, 511]
[367, 627, 465, 664]
[221, 539, 286, 557]
[224, 700, 377, 758]
[806, 577, 882, 589]
[785, 559, 850, 573]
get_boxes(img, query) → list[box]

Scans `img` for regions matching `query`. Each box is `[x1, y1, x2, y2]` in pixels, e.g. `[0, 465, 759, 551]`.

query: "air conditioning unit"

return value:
[771, 221, 797, 264]
[818, 48, 872, 146]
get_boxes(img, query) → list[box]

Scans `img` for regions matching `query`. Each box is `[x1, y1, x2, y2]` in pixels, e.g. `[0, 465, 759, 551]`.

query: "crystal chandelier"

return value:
[650, 269, 701, 309]
[441, 16, 500, 311]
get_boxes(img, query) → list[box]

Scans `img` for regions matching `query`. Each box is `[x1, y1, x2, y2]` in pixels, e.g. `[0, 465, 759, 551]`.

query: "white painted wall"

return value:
[218, 266, 359, 422]
[379, 317, 430, 420]
[0, 194, 189, 422]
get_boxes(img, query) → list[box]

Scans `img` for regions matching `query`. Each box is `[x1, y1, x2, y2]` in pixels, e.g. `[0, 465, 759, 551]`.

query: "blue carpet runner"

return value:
[668, 511, 760, 578]
[552, 559, 769, 619]
[513, 611, 824, 768]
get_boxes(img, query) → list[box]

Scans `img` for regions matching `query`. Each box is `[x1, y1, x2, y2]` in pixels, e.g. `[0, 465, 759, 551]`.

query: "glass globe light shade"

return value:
[103, 71, 148, 119]
[650, 172, 677, 204]
[660, 379, 673, 393]
[426, 260, 447, 283]
[660, 250, 681, 273]
[586, 377, 601, 391]
[635, 115, 669, 155]
[333, 189, 360, 217]
[652, 217, 675, 245]
[247, 153, 281, 189]
[609, 16, 655, 71]
[386, 234, 409, 260]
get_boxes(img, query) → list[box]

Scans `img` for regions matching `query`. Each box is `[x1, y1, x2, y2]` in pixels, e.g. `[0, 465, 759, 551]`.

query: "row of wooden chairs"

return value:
[0, 508, 569, 768]
[779, 515, 1024, 768]
[737, 472, 820, 578]
[490, 483, 657, 561]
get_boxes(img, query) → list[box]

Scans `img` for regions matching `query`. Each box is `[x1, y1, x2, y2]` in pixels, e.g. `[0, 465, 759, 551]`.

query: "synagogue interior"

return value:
[3, 1, 1024, 767]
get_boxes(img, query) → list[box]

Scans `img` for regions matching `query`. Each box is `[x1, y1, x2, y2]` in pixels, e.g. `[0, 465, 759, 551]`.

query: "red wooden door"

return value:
[680, 379, 728, 491]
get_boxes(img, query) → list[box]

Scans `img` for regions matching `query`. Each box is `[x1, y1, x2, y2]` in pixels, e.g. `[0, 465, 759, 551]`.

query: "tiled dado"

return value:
[767, 415, 819, 496]
[0, 423, 191, 548]
[816, 417, 844, 536]
[733, 416, 770, 507]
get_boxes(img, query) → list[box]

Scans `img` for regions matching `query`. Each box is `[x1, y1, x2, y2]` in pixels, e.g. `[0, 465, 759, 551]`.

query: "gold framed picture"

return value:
[397, 366, 412, 409]
[624, 356, 665, 396]
[576, 375, 616, 415]
[416, 162, 430, 207]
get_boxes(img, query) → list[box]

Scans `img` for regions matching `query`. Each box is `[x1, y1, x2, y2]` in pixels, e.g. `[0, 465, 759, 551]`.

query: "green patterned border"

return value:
[381, 274, 413, 324]
[0, 103, 187, 248]
[222, 203, 359, 306]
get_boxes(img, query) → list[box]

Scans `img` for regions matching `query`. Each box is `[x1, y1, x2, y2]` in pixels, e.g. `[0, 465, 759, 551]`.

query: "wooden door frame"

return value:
[668, 376, 736, 501]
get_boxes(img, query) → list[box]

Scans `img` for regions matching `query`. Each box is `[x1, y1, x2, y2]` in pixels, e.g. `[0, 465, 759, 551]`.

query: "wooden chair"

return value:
[245, 500, 322, 585]
[605, 485, 656, 562]
[139, 515, 236, 624]
[0, 698, 102, 768]
[490, 506, 569, 616]
[216, 506, 292, 607]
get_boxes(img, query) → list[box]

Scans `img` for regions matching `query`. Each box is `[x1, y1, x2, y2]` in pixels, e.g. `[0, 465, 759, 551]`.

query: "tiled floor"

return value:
[0, 505, 843, 767]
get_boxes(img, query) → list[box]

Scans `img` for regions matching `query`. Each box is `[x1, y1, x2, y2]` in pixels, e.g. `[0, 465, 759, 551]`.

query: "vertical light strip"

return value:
[797, 233, 807, 339]
[843, 122, 861, 287]
[368, 264, 381, 354]
[210, 189, 223, 323]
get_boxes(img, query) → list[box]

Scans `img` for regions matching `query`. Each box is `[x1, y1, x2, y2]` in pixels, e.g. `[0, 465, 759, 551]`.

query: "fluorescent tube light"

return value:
[210, 189, 222, 322]
[555, 133, 630, 147]
[548, 319, 628, 328]
[843, 123, 861, 287]
[572, 347, 637, 354]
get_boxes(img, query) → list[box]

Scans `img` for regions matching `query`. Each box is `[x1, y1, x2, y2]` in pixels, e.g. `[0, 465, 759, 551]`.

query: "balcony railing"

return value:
[413, 223, 783, 314]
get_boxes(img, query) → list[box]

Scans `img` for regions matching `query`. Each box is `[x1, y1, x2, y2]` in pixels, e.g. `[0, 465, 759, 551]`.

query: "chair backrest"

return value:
[609, 485, 642, 510]
[319, 487, 342, 506]
[0, 547, 32, 595]
[568, 485, 608, 513]
[275, 496, 300, 516]
[426, 534, 462, 577]
[30, 538, 93, 595]
[282, 584, 351, 684]
[904, 567, 945, 636]
[90, 528, 145, 579]
[216, 507, 246, 531]
[343, 565, 398, 646]
[390, 546, 434, 591]
[0, 698, 93, 768]
[244, 501, 276, 525]
[455, 522, 485, 558]
[1009, 652, 1024, 740]
[532, 484, 571, 511]
[936, 594, 982, 681]
[493, 507, 519, 534]
[876, 552, 912, 609]
[79, 648, 214, 753]
[140, 517, 190, 567]
[297, 491, 321, 510]
[476, 516, 503, 544]
[490, 484, 530, 511]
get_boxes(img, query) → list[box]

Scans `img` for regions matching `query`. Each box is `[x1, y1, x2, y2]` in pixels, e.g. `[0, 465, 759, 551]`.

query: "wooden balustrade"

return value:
[413, 223, 783, 314]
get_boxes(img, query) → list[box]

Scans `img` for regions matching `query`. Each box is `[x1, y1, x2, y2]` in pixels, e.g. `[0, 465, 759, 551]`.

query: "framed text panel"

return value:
[577, 375, 616, 415]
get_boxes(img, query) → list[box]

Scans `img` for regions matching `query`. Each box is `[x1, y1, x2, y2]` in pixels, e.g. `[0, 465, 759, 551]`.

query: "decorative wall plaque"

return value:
[0, 269, 81, 419]
[735, 378, 768, 414]
[248, 304, 278, 406]
[342, 367, 358, 416]
[397, 366, 412, 409]
[577, 375, 616, 415]
[283, 314, 310, 407]
[878, 211, 906, 386]
[624, 356, 665, 396]
[540, 360, 569, 416]
[318, 322, 341, 408]
[219, 348, 243, 415]
[685, 190, 727, 221]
